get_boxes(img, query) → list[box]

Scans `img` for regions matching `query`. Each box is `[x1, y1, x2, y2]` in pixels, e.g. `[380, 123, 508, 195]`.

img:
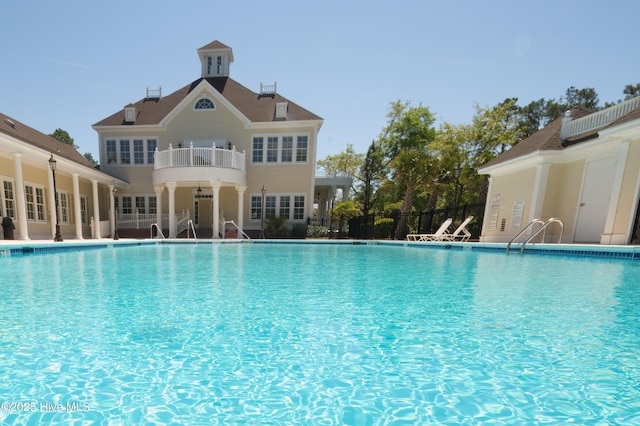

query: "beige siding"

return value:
[483, 168, 537, 240]
[542, 161, 584, 238]
[98, 105, 318, 229]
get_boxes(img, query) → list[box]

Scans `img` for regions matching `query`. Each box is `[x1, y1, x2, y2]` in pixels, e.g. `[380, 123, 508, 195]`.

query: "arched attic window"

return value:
[194, 98, 215, 110]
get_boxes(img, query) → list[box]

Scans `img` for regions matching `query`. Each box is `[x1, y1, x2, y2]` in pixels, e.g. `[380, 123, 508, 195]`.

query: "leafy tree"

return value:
[355, 141, 385, 215]
[330, 200, 362, 237]
[623, 83, 640, 100]
[378, 100, 438, 239]
[470, 98, 523, 161]
[316, 143, 363, 179]
[49, 128, 78, 149]
[84, 152, 98, 166]
[562, 86, 599, 110]
[316, 144, 363, 201]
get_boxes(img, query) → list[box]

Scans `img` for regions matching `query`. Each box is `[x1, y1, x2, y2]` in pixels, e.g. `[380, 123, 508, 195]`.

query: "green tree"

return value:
[378, 100, 438, 239]
[84, 152, 98, 166]
[355, 141, 385, 215]
[470, 98, 523, 162]
[49, 128, 78, 149]
[562, 86, 599, 110]
[330, 200, 362, 237]
[623, 83, 640, 99]
[316, 143, 363, 179]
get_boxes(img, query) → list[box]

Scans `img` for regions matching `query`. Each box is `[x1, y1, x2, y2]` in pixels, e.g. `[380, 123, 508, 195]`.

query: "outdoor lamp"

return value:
[49, 154, 63, 242]
[112, 187, 119, 240]
[261, 185, 266, 239]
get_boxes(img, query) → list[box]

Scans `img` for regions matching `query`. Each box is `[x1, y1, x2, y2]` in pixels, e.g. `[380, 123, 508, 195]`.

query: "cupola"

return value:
[197, 40, 234, 78]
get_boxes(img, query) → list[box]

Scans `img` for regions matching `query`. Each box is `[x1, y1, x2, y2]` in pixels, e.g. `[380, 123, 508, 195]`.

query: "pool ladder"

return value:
[186, 220, 197, 241]
[150, 223, 165, 239]
[506, 218, 564, 254]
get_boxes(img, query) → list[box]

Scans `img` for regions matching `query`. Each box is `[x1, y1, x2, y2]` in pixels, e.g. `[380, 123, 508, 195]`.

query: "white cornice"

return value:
[0, 133, 128, 187]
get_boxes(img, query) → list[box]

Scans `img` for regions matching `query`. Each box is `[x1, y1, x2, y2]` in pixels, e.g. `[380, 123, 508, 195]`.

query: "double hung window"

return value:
[106, 138, 158, 166]
[251, 134, 309, 164]
[25, 185, 45, 222]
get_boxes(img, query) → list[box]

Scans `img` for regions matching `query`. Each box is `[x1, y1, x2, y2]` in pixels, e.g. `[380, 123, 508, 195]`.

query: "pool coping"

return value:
[1, 238, 640, 260]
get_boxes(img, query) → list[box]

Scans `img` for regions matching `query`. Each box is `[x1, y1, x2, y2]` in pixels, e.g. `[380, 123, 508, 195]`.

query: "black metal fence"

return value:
[347, 203, 485, 240]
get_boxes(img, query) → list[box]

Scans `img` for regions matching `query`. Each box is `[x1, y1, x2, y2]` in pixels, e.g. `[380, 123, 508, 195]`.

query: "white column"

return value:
[479, 177, 494, 242]
[109, 184, 115, 237]
[12, 153, 29, 240]
[530, 163, 551, 224]
[91, 179, 101, 239]
[211, 180, 221, 239]
[235, 185, 247, 236]
[166, 182, 177, 238]
[154, 185, 164, 233]
[72, 173, 83, 239]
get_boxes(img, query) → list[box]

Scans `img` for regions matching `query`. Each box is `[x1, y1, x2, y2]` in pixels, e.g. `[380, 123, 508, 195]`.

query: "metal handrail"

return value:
[224, 220, 251, 240]
[506, 219, 545, 253]
[519, 218, 564, 254]
[186, 219, 197, 241]
[150, 223, 165, 239]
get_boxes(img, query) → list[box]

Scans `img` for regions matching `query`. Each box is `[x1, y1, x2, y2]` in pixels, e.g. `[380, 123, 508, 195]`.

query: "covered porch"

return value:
[151, 144, 247, 238]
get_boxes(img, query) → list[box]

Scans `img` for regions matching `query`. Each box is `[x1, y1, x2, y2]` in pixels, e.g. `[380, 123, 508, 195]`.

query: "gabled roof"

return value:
[0, 112, 96, 168]
[93, 77, 323, 128]
[197, 40, 232, 51]
[480, 107, 595, 169]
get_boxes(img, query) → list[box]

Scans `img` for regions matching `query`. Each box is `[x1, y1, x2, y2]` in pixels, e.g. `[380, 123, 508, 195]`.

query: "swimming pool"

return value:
[1, 242, 639, 424]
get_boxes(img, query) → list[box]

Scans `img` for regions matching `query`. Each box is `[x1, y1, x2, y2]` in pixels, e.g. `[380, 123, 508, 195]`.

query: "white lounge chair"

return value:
[442, 216, 473, 242]
[406, 218, 453, 241]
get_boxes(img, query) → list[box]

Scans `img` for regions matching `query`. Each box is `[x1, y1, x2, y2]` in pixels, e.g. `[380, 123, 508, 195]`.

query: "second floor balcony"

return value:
[153, 144, 246, 186]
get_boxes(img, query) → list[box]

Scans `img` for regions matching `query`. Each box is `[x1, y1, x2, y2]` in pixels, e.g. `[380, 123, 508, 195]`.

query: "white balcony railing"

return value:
[116, 210, 190, 230]
[561, 96, 640, 140]
[154, 144, 246, 173]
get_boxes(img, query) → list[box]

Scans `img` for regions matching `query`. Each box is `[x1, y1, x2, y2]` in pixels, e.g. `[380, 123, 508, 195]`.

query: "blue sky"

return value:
[1, 1, 638, 164]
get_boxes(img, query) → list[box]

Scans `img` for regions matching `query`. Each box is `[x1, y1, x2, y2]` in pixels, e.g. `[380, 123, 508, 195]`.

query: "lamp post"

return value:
[48, 154, 63, 242]
[260, 185, 266, 239]
[453, 164, 462, 220]
[112, 187, 119, 240]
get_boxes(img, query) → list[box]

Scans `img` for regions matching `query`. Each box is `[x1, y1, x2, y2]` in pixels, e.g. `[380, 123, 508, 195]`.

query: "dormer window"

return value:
[194, 98, 215, 110]
[124, 106, 137, 123]
[275, 102, 288, 119]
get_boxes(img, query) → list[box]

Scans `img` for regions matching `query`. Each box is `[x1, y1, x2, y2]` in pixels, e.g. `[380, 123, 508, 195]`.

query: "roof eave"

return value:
[478, 150, 562, 176]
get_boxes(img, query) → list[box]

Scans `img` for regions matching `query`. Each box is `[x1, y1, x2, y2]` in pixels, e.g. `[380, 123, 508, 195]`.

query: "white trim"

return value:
[250, 132, 311, 165]
[104, 136, 159, 167]
[23, 181, 47, 223]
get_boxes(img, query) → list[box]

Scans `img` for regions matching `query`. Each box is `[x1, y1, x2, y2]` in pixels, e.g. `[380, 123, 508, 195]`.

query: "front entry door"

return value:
[196, 198, 212, 230]
[574, 157, 616, 243]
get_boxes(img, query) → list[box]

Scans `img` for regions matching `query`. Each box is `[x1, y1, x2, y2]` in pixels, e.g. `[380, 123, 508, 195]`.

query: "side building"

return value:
[0, 113, 128, 241]
[93, 40, 336, 239]
[478, 97, 640, 244]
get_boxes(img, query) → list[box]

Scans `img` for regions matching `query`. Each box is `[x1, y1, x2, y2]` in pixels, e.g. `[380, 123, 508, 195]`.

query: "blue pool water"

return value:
[1, 243, 640, 424]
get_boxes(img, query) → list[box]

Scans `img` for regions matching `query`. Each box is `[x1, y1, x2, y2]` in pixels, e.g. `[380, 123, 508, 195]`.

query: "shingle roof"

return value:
[0, 112, 96, 168]
[197, 41, 232, 51]
[93, 77, 323, 127]
[480, 107, 593, 169]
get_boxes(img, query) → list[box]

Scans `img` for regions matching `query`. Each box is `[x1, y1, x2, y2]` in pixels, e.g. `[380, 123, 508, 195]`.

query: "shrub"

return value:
[374, 218, 395, 239]
[290, 224, 307, 238]
[307, 225, 329, 238]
